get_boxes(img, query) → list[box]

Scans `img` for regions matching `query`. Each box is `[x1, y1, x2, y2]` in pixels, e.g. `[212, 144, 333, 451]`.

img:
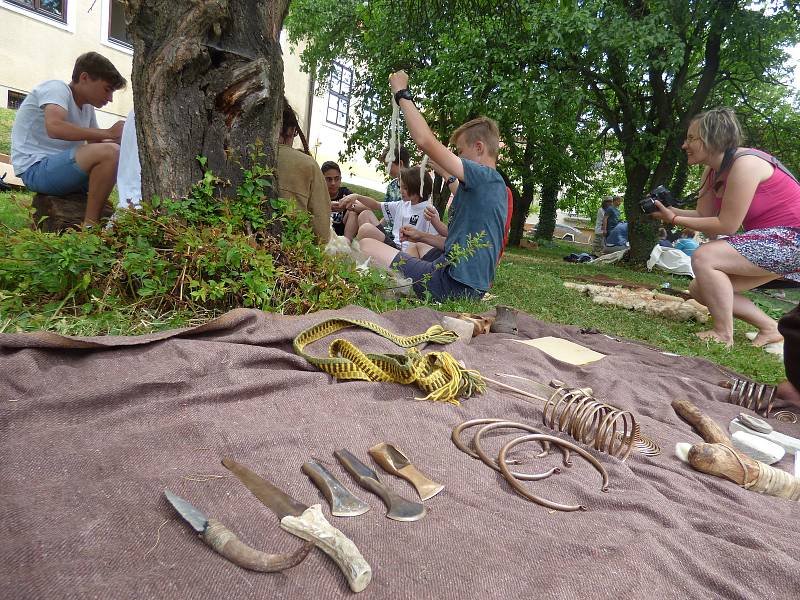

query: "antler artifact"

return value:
[672, 399, 800, 501]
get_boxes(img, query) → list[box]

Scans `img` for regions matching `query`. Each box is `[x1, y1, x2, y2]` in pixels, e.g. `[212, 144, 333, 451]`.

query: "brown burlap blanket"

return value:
[2, 306, 798, 599]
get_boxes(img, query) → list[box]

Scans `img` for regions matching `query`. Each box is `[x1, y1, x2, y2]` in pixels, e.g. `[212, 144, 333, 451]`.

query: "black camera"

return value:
[639, 185, 682, 214]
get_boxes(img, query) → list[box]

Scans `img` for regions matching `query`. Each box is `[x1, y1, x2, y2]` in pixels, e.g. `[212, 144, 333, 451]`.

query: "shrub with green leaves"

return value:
[0, 150, 390, 332]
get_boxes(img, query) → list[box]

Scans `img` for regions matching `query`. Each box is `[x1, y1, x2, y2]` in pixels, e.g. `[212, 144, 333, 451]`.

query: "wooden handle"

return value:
[280, 504, 372, 593]
[201, 518, 312, 572]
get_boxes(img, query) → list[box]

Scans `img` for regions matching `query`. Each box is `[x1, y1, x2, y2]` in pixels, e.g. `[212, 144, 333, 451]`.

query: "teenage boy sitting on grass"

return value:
[10, 52, 127, 226]
[340, 165, 439, 253]
[342, 147, 409, 240]
[358, 70, 508, 301]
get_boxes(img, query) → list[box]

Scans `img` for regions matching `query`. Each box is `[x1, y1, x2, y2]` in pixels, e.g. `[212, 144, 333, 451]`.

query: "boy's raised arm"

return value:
[389, 71, 464, 183]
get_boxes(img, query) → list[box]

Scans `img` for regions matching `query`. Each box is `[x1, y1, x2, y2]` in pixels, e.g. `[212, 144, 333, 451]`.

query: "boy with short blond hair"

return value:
[359, 71, 507, 300]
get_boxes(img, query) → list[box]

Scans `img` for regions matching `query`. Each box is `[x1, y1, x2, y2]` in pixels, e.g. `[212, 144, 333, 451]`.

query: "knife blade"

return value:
[164, 489, 312, 572]
[221, 458, 372, 592]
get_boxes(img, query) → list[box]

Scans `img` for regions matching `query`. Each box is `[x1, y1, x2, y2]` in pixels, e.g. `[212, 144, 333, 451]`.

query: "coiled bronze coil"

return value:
[498, 434, 610, 512]
[722, 378, 778, 417]
[543, 383, 638, 460]
[773, 410, 799, 424]
[486, 375, 660, 459]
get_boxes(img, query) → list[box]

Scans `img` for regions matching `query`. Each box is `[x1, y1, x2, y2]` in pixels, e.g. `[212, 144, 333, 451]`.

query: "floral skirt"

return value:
[725, 226, 800, 282]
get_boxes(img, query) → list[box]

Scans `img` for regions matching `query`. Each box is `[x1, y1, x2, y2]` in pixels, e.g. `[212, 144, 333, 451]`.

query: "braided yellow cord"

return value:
[293, 318, 485, 405]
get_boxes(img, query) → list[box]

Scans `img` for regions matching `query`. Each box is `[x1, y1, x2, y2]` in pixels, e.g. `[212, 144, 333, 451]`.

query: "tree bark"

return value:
[535, 166, 559, 241]
[623, 162, 655, 264]
[432, 173, 449, 217]
[124, 0, 290, 202]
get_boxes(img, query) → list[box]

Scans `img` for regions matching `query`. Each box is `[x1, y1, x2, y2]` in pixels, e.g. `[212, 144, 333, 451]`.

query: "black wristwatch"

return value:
[394, 88, 414, 105]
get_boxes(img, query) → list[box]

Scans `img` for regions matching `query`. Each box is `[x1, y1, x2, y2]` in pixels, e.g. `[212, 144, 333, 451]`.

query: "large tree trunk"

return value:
[623, 162, 656, 264]
[124, 1, 290, 201]
[495, 167, 522, 247]
[535, 171, 559, 241]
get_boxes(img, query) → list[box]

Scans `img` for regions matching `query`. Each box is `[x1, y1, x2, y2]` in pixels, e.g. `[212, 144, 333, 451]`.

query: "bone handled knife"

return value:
[221, 458, 372, 593]
[334, 449, 426, 522]
[302, 460, 371, 517]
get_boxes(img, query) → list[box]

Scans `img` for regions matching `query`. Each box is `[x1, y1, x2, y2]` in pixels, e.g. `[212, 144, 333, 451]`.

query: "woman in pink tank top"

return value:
[652, 107, 800, 348]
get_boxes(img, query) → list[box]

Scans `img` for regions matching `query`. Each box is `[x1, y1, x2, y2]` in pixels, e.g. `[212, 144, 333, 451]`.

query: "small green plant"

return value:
[0, 147, 391, 333]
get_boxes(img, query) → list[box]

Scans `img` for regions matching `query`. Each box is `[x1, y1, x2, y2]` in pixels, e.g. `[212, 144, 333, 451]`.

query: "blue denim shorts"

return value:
[19, 147, 89, 195]
[390, 251, 483, 301]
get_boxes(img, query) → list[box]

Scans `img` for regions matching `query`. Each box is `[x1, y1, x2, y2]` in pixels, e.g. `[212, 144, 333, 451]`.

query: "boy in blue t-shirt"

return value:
[359, 70, 508, 300]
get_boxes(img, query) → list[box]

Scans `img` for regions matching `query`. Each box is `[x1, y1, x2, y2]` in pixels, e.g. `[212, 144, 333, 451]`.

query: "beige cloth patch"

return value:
[512, 336, 606, 365]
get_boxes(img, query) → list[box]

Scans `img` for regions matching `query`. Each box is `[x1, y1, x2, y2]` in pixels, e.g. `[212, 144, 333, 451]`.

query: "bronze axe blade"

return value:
[334, 449, 426, 522]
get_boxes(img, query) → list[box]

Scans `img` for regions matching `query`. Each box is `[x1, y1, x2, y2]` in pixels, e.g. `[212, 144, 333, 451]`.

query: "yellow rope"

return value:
[293, 318, 485, 405]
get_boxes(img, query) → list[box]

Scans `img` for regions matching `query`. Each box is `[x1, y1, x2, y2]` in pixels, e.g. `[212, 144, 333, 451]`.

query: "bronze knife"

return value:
[221, 457, 372, 593]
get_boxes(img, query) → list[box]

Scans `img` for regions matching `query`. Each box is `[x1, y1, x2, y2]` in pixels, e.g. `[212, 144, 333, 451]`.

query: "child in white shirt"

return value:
[341, 165, 438, 253]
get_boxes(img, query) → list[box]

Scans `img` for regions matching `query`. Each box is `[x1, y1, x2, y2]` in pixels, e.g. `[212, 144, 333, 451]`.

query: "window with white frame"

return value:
[361, 94, 379, 128]
[326, 62, 352, 128]
[6, 0, 66, 22]
[107, 0, 130, 47]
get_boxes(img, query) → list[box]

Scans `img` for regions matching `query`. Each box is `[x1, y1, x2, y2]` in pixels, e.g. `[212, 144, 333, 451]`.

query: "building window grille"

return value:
[326, 62, 352, 128]
[7, 0, 66, 23]
[7, 91, 27, 110]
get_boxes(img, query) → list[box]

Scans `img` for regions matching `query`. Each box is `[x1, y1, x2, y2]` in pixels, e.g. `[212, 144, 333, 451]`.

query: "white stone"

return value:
[732, 430, 785, 465]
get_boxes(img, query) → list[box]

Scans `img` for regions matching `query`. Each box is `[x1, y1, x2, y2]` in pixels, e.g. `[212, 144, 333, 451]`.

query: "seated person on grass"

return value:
[340, 165, 439, 254]
[343, 146, 409, 240]
[777, 303, 800, 409]
[605, 221, 629, 250]
[276, 101, 330, 245]
[10, 52, 127, 225]
[674, 229, 700, 256]
[357, 70, 508, 301]
[406, 159, 515, 263]
[322, 161, 353, 237]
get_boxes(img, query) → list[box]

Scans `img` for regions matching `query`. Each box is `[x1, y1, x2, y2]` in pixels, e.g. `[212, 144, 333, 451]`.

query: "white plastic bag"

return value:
[647, 245, 694, 277]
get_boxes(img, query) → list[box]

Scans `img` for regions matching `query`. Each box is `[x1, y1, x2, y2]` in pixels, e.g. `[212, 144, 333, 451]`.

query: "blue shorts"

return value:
[19, 147, 89, 195]
[391, 252, 483, 301]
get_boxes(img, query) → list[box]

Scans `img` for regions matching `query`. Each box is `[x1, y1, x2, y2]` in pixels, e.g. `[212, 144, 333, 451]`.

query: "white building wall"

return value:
[0, 0, 133, 126]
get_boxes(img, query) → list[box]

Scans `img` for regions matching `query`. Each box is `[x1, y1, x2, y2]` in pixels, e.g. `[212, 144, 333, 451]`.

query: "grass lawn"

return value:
[0, 108, 13, 155]
[0, 190, 789, 384]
